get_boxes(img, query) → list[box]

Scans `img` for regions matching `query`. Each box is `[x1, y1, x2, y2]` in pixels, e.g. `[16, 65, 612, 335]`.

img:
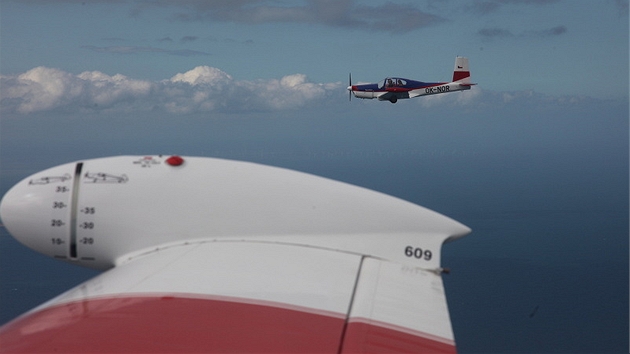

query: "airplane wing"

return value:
[377, 90, 410, 102]
[408, 89, 426, 98]
[0, 156, 470, 353]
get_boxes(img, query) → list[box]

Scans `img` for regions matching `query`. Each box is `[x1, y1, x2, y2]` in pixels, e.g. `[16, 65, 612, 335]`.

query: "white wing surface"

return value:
[0, 155, 469, 353]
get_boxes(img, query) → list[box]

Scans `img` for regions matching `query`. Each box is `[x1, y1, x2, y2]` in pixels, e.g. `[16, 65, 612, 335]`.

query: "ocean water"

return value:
[1, 150, 627, 353]
[0, 99, 627, 352]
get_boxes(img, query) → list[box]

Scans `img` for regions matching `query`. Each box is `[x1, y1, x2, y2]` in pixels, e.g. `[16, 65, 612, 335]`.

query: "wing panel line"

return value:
[337, 255, 366, 354]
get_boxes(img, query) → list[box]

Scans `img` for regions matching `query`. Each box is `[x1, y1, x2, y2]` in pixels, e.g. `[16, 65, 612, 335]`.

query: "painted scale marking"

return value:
[66, 157, 155, 262]
[25, 165, 76, 260]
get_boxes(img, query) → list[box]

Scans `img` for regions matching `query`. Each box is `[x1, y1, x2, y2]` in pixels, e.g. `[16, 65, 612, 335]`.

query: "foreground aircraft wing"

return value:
[0, 156, 470, 353]
[0, 243, 458, 353]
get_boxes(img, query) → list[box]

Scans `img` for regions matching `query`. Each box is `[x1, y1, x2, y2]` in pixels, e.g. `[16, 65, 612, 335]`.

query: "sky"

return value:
[0, 1, 628, 353]
[0, 0, 628, 114]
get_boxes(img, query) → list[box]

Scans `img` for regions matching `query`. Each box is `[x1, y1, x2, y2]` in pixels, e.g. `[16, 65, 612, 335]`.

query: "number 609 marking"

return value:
[404, 246, 432, 261]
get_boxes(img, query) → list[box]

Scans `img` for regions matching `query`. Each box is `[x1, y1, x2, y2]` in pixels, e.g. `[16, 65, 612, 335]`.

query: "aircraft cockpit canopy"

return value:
[379, 78, 407, 89]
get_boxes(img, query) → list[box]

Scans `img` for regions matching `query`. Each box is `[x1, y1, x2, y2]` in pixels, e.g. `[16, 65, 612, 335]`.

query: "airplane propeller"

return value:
[348, 73, 352, 101]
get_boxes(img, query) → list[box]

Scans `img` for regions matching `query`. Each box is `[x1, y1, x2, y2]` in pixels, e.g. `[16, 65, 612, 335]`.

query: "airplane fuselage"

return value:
[348, 56, 474, 103]
[350, 79, 471, 103]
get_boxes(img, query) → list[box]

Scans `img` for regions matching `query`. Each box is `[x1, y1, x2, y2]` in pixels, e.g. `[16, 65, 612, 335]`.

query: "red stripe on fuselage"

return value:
[0, 296, 456, 353]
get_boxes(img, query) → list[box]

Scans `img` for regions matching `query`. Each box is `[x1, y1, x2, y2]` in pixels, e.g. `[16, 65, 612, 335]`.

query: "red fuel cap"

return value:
[165, 155, 184, 166]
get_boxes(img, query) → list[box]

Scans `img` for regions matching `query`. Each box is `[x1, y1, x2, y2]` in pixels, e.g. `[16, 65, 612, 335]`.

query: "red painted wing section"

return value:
[342, 321, 456, 354]
[0, 296, 344, 353]
[0, 296, 455, 353]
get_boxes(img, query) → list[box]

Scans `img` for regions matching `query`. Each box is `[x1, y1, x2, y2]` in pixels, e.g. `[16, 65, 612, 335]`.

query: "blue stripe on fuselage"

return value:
[354, 79, 443, 93]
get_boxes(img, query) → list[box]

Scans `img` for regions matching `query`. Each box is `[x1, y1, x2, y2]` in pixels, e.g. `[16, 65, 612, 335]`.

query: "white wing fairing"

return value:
[0, 155, 470, 353]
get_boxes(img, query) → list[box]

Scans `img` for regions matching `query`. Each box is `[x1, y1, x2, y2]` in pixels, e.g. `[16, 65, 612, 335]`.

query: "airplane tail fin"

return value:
[452, 56, 471, 84]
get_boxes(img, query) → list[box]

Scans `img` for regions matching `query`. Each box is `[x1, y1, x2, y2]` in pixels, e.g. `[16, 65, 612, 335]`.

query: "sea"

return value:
[0, 101, 628, 353]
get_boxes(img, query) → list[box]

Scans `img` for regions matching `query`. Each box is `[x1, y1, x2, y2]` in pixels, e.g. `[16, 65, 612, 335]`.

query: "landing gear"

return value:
[389, 97, 398, 104]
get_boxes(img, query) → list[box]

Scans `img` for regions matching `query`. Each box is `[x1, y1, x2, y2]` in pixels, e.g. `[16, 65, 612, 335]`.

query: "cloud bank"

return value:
[81, 45, 211, 57]
[467, 0, 561, 15]
[1, 65, 595, 116]
[134, 0, 444, 33]
[0, 66, 342, 114]
[478, 25, 567, 39]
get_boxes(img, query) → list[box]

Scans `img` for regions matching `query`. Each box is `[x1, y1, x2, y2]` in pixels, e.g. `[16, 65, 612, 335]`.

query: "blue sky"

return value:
[1, 0, 628, 114]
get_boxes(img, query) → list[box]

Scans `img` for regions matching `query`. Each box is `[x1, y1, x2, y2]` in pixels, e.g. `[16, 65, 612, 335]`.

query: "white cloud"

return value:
[260, 74, 333, 109]
[169, 66, 232, 86]
[77, 71, 152, 107]
[4, 67, 84, 113]
[0, 66, 343, 114]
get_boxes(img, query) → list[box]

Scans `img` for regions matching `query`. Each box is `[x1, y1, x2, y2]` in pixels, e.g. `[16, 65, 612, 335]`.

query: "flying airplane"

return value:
[0, 155, 471, 353]
[348, 56, 474, 103]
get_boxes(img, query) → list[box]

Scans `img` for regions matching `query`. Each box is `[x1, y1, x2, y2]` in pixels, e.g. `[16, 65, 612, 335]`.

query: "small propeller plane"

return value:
[348, 56, 474, 103]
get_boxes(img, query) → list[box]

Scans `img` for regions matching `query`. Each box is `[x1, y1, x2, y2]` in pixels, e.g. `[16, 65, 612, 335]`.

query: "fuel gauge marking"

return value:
[83, 172, 128, 184]
[29, 174, 72, 185]
[69, 162, 83, 259]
